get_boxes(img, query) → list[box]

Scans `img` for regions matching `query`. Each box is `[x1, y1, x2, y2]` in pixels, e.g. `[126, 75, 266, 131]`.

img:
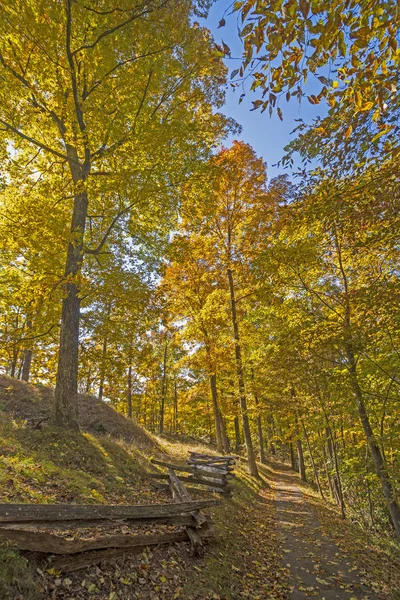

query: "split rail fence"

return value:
[150, 452, 237, 497]
[0, 451, 235, 571]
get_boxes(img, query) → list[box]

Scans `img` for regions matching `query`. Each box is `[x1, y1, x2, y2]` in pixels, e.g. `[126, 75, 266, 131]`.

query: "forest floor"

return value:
[0, 375, 399, 600]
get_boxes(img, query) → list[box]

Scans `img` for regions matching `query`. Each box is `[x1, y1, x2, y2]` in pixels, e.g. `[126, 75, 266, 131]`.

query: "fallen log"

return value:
[0, 500, 219, 524]
[51, 529, 213, 572]
[0, 528, 191, 555]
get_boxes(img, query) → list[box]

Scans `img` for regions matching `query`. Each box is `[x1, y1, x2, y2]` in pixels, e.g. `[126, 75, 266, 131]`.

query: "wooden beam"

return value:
[0, 514, 201, 531]
[168, 468, 205, 556]
[0, 528, 191, 554]
[0, 500, 219, 524]
[151, 459, 228, 480]
[149, 474, 228, 489]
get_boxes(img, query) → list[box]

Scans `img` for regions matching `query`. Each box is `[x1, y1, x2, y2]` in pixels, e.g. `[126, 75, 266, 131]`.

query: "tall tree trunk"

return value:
[10, 348, 18, 378]
[234, 416, 241, 452]
[335, 230, 400, 538]
[251, 371, 266, 464]
[159, 337, 168, 434]
[210, 373, 224, 452]
[326, 423, 346, 518]
[98, 334, 108, 402]
[296, 438, 307, 482]
[319, 430, 336, 502]
[127, 365, 133, 419]
[347, 349, 400, 537]
[227, 267, 258, 476]
[290, 442, 297, 470]
[21, 350, 33, 382]
[54, 145, 89, 429]
[21, 318, 33, 382]
[301, 419, 325, 499]
[173, 377, 178, 434]
[220, 410, 230, 453]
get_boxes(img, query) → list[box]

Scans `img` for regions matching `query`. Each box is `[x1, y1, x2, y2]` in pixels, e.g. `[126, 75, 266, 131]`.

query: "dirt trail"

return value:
[269, 461, 381, 599]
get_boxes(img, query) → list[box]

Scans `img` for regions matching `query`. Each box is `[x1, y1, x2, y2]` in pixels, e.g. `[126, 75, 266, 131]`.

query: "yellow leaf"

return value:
[345, 125, 353, 139]
[360, 101, 374, 111]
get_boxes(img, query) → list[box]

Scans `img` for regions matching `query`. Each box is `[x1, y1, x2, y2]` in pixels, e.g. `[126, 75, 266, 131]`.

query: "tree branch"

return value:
[0, 119, 69, 162]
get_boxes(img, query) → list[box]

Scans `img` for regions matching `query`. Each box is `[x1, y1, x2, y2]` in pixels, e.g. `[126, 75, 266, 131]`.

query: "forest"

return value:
[0, 0, 399, 592]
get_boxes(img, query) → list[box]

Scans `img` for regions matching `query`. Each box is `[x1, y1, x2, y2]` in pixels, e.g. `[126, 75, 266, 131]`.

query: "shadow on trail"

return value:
[258, 458, 395, 600]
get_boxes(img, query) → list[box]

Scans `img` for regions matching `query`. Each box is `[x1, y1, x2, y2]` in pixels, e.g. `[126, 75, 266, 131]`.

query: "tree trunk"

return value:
[289, 442, 296, 470]
[347, 349, 400, 537]
[159, 337, 168, 434]
[326, 424, 346, 518]
[98, 335, 108, 402]
[54, 149, 89, 430]
[301, 419, 324, 499]
[210, 373, 224, 453]
[21, 318, 33, 382]
[127, 365, 133, 419]
[173, 378, 178, 434]
[296, 438, 306, 482]
[234, 416, 241, 452]
[334, 230, 399, 537]
[227, 268, 258, 477]
[220, 410, 230, 453]
[21, 350, 33, 382]
[251, 372, 266, 464]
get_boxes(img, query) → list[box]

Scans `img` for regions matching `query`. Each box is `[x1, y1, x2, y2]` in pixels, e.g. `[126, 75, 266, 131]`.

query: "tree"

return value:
[230, 0, 399, 173]
[0, 0, 229, 427]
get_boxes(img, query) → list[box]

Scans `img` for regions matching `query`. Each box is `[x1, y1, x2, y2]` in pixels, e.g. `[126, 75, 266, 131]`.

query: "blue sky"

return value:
[202, 0, 327, 178]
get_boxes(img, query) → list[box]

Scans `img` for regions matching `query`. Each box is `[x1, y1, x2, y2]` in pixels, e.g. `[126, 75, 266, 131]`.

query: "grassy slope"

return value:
[0, 376, 399, 600]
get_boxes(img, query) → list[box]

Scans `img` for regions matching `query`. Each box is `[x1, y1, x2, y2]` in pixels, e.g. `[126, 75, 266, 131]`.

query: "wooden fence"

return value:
[150, 452, 237, 496]
[0, 451, 235, 571]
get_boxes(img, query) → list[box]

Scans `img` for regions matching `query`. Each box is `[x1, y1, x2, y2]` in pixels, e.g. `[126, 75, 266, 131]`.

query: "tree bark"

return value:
[289, 442, 297, 470]
[98, 334, 108, 402]
[127, 364, 133, 419]
[227, 267, 258, 477]
[54, 143, 90, 429]
[296, 438, 307, 482]
[173, 377, 178, 433]
[220, 410, 230, 453]
[159, 336, 168, 434]
[21, 318, 33, 381]
[234, 415, 241, 452]
[251, 371, 266, 464]
[210, 373, 224, 453]
[301, 419, 324, 499]
[21, 349, 33, 382]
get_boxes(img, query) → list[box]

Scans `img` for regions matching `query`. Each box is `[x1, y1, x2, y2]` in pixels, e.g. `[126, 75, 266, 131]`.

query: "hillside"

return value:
[0, 376, 399, 600]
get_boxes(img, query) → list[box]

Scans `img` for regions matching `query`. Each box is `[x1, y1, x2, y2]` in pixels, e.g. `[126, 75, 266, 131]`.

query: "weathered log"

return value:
[0, 514, 201, 531]
[0, 500, 219, 524]
[149, 473, 228, 488]
[189, 452, 238, 461]
[168, 469, 204, 556]
[0, 528, 192, 554]
[189, 463, 234, 475]
[188, 457, 234, 467]
[51, 530, 213, 572]
[151, 459, 228, 480]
